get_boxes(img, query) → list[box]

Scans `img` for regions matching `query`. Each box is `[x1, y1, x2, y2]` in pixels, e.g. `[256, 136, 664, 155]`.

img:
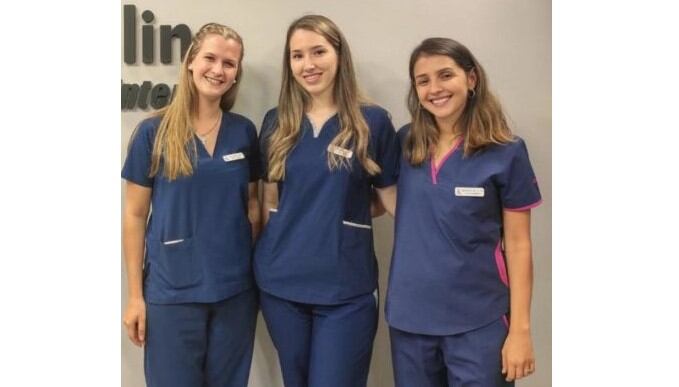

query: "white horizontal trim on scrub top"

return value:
[163, 239, 185, 245]
[342, 220, 372, 229]
[269, 208, 278, 213]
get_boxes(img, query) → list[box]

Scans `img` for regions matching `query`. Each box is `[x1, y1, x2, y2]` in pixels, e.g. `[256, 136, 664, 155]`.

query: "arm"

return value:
[370, 189, 386, 218]
[374, 185, 397, 217]
[261, 182, 279, 226]
[122, 181, 152, 347]
[501, 209, 536, 381]
[247, 182, 261, 242]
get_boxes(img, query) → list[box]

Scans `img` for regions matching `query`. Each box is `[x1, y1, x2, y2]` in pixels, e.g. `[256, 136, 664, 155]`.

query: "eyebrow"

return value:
[290, 45, 327, 53]
[414, 67, 454, 79]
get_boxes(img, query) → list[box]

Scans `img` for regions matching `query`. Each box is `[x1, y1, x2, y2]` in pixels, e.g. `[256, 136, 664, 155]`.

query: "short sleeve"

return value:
[258, 109, 278, 182]
[245, 119, 261, 182]
[121, 118, 157, 187]
[368, 108, 400, 188]
[497, 137, 542, 211]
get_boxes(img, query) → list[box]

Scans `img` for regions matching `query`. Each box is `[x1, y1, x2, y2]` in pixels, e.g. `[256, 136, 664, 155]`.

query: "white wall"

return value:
[121, 0, 551, 385]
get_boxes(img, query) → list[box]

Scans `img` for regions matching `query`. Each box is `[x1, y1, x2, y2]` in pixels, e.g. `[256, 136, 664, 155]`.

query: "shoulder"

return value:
[360, 104, 391, 124]
[224, 111, 256, 131]
[477, 135, 529, 163]
[396, 123, 411, 146]
[131, 115, 162, 145]
[259, 107, 279, 138]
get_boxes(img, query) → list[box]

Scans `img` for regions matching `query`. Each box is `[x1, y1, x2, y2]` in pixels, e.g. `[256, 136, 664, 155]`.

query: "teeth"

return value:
[205, 77, 223, 85]
[430, 96, 451, 106]
[304, 74, 321, 82]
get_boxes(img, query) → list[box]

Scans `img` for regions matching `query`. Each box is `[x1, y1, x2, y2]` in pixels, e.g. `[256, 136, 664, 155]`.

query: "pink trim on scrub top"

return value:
[430, 137, 463, 184]
[494, 240, 509, 287]
[502, 314, 509, 328]
[504, 199, 543, 212]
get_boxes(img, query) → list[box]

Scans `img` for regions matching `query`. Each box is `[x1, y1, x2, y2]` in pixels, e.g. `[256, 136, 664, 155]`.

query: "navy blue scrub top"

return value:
[385, 124, 542, 336]
[121, 113, 260, 304]
[254, 105, 400, 305]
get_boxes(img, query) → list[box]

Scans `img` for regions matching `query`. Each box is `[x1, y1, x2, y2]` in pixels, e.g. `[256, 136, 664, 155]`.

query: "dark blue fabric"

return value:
[144, 289, 258, 387]
[260, 290, 377, 387]
[255, 105, 400, 304]
[390, 318, 514, 387]
[122, 113, 260, 304]
[386, 125, 541, 335]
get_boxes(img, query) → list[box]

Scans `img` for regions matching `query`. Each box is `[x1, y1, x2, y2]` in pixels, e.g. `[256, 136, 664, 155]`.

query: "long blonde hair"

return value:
[148, 23, 244, 180]
[405, 38, 513, 166]
[267, 15, 380, 181]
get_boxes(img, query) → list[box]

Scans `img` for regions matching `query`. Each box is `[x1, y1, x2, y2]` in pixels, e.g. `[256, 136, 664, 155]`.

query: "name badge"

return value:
[222, 152, 245, 162]
[454, 187, 485, 197]
[327, 145, 353, 159]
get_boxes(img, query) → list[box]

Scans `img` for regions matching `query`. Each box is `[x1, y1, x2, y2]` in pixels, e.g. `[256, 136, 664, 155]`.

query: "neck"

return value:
[195, 96, 223, 121]
[308, 89, 336, 114]
[435, 112, 463, 139]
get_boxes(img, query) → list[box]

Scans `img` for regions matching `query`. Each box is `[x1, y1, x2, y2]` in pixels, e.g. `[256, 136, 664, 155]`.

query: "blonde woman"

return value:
[254, 15, 399, 387]
[385, 38, 542, 387]
[121, 23, 260, 387]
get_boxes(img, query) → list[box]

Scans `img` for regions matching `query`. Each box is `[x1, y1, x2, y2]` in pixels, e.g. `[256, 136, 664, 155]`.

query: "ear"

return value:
[467, 68, 478, 90]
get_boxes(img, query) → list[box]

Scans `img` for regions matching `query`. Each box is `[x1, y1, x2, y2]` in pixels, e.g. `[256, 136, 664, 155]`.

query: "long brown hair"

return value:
[267, 15, 380, 181]
[148, 23, 244, 180]
[405, 37, 513, 165]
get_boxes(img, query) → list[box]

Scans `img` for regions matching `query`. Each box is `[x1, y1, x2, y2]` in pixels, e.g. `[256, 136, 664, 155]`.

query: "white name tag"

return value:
[222, 152, 245, 162]
[454, 187, 485, 197]
[327, 145, 353, 159]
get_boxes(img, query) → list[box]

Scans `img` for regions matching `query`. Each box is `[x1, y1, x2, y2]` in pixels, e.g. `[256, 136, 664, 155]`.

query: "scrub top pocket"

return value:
[154, 237, 200, 289]
[431, 180, 497, 245]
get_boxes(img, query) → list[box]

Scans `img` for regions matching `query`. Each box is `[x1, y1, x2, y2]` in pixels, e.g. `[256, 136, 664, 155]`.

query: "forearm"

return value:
[505, 239, 533, 333]
[375, 185, 397, 217]
[248, 184, 262, 242]
[123, 214, 147, 300]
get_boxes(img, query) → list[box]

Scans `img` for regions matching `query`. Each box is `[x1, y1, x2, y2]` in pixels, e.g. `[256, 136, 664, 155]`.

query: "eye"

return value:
[290, 52, 303, 60]
[223, 61, 235, 68]
[440, 71, 453, 79]
[416, 78, 429, 86]
[205, 55, 215, 62]
[313, 48, 327, 56]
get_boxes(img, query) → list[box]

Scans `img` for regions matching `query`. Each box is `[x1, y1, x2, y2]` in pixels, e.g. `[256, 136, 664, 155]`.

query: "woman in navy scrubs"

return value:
[121, 23, 260, 387]
[255, 15, 399, 387]
[385, 38, 542, 386]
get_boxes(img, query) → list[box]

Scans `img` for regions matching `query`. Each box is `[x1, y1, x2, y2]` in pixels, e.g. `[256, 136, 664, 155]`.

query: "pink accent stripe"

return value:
[494, 240, 509, 287]
[502, 315, 509, 328]
[504, 199, 543, 212]
[430, 137, 463, 185]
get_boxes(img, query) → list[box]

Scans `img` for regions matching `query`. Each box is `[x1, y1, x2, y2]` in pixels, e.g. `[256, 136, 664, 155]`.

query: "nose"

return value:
[429, 79, 443, 94]
[302, 55, 316, 72]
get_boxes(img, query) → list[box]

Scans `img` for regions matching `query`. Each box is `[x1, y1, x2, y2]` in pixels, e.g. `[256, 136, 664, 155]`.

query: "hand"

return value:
[501, 329, 535, 381]
[123, 297, 146, 347]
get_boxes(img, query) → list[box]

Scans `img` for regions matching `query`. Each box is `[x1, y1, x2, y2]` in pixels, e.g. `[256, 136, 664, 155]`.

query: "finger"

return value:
[501, 350, 507, 374]
[524, 366, 533, 377]
[138, 314, 146, 344]
[515, 365, 525, 379]
[505, 365, 516, 382]
[126, 322, 141, 347]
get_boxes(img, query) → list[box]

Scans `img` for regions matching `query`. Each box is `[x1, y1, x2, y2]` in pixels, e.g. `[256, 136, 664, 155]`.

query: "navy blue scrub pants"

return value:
[260, 291, 378, 387]
[144, 288, 258, 387]
[390, 317, 513, 387]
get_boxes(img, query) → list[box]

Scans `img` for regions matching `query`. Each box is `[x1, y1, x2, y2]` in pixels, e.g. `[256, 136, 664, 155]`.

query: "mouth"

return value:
[205, 76, 225, 86]
[303, 72, 322, 83]
[428, 95, 452, 107]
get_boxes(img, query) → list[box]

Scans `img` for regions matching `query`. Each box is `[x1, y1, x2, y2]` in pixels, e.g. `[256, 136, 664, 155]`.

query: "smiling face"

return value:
[288, 28, 339, 100]
[413, 54, 477, 130]
[188, 34, 242, 103]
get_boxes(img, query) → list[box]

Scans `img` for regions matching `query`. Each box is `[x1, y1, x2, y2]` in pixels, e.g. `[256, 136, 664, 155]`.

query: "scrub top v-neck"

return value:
[255, 105, 400, 305]
[122, 113, 261, 304]
[385, 124, 542, 336]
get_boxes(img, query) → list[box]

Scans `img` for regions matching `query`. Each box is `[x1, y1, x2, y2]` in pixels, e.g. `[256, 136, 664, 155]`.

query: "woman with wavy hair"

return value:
[121, 23, 260, 387]
[385, 37, 542, 386]
[255, 14, 399, 387]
